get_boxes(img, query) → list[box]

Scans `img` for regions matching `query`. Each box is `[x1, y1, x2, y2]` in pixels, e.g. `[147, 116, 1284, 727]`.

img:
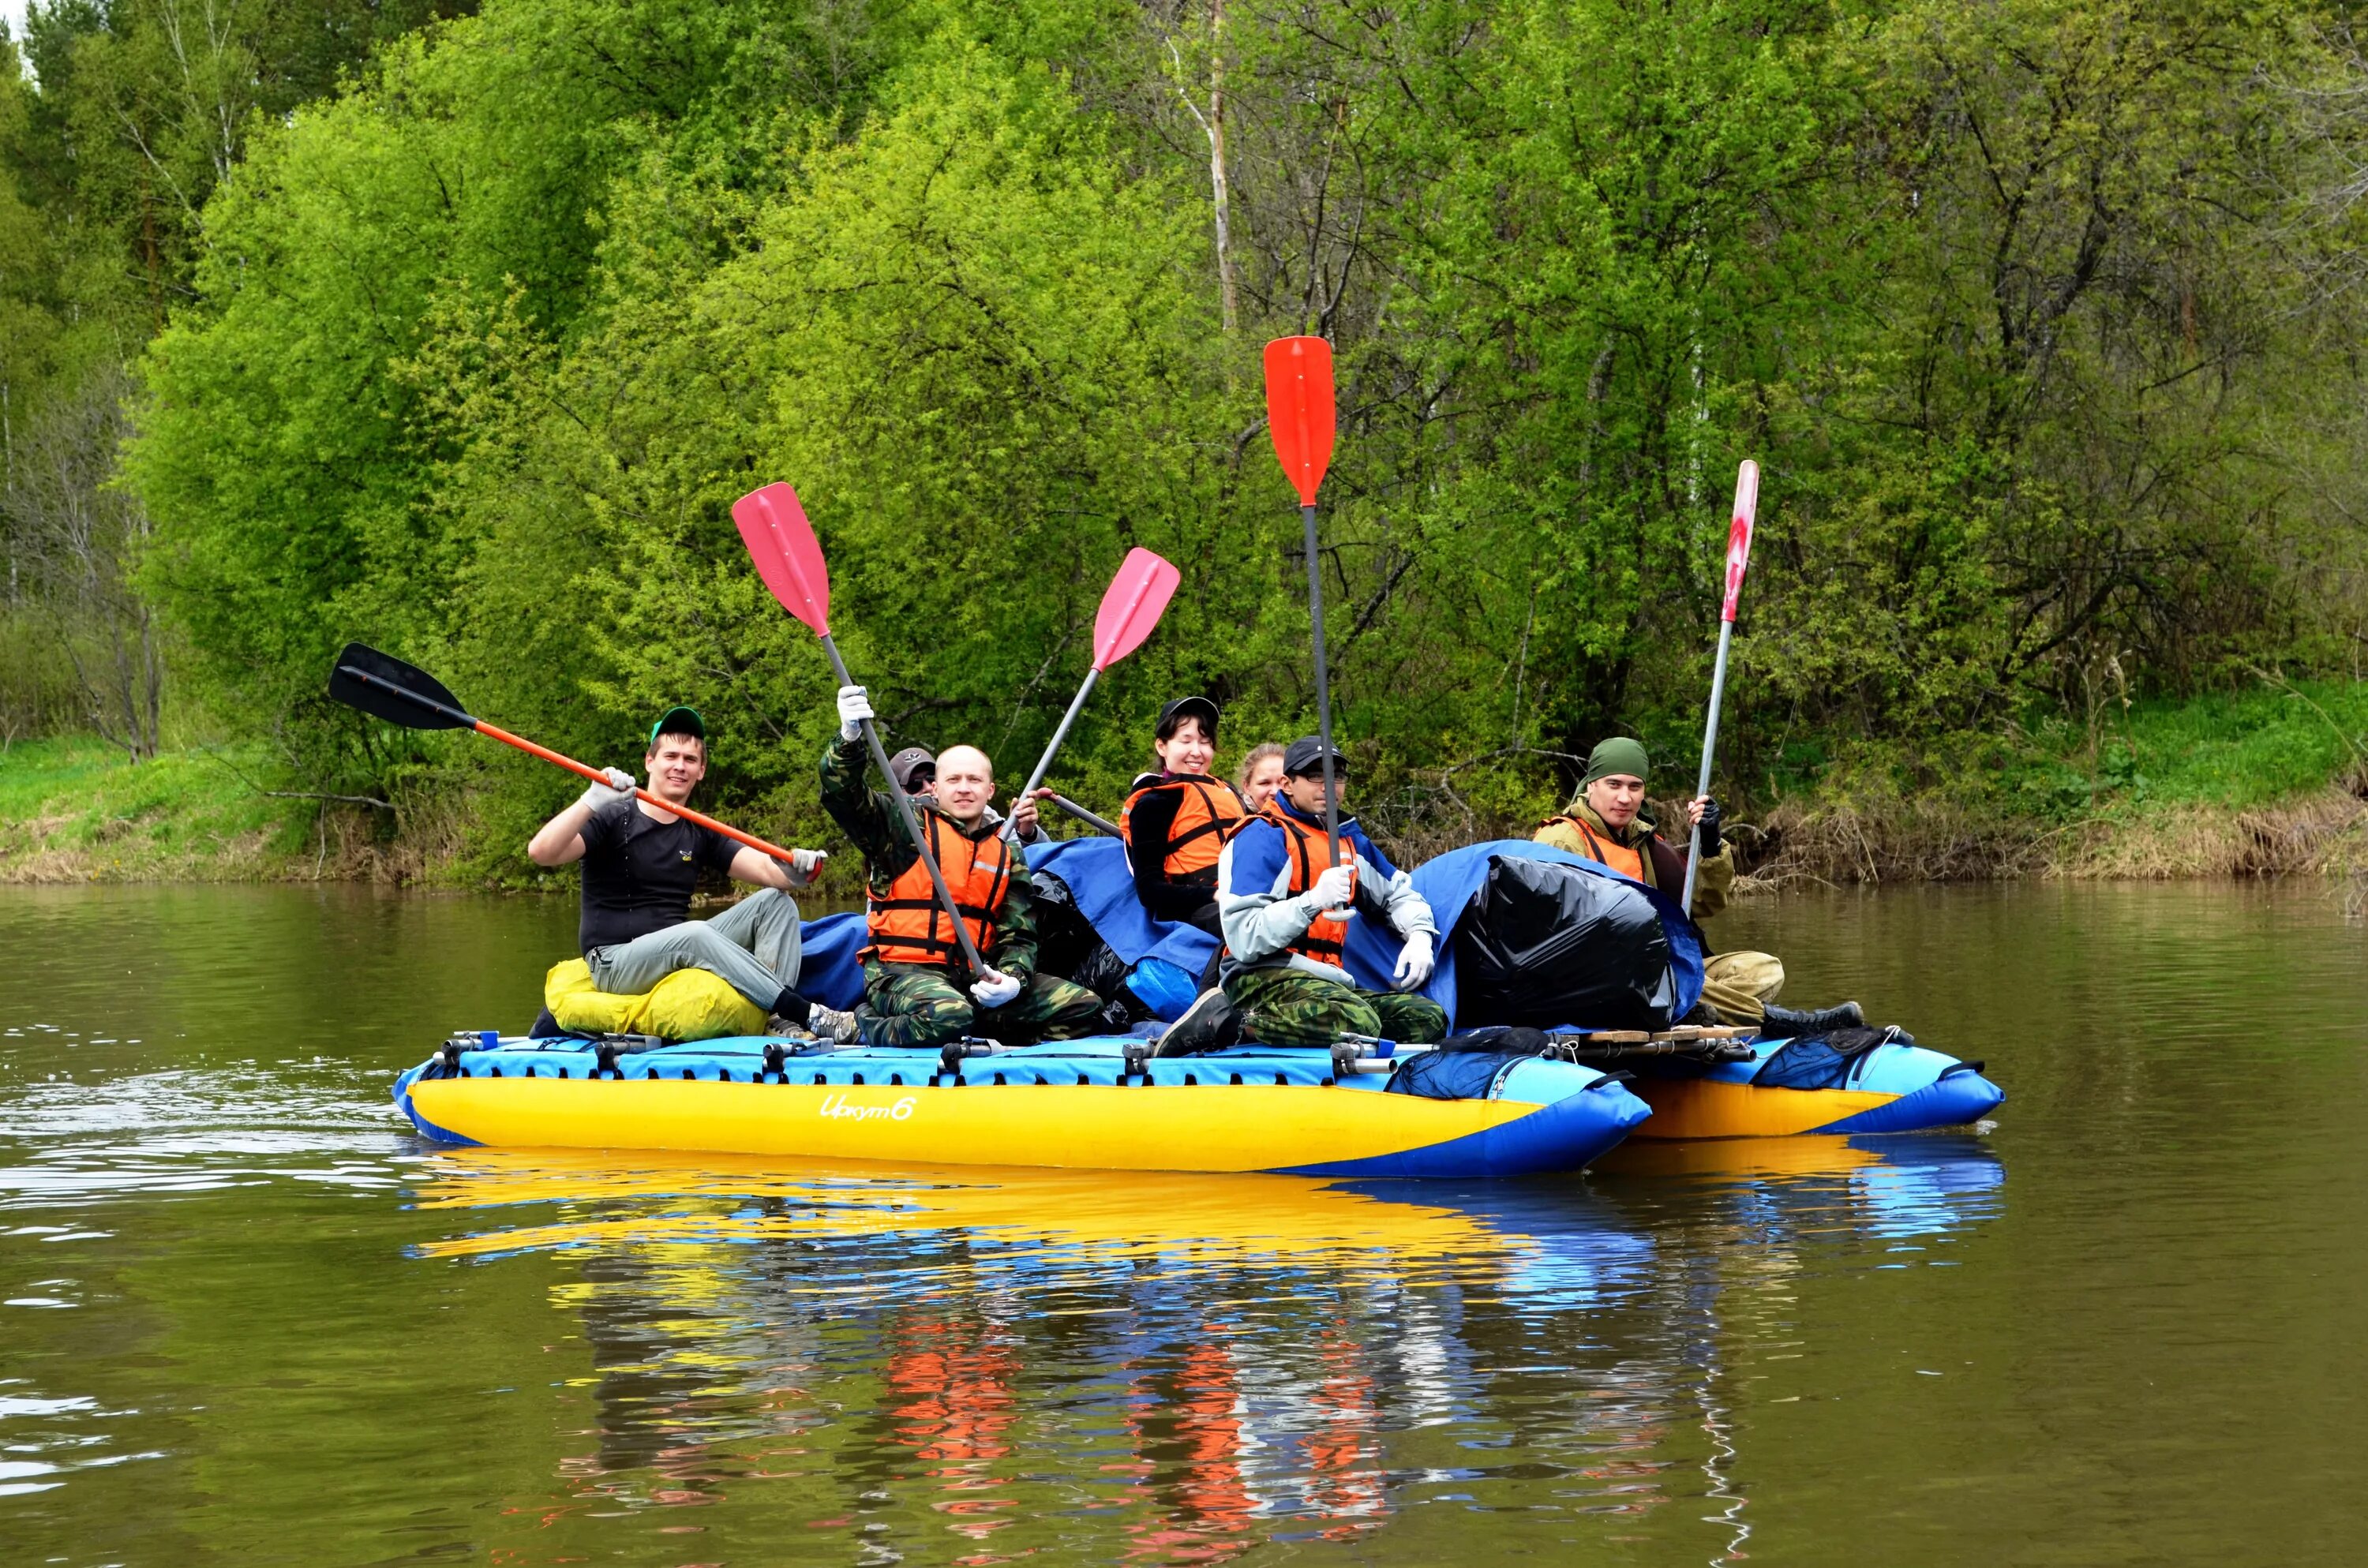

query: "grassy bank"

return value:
[3, 679, 2364, 889]
[0, 737, 333, 883]
[1744, 677, 2368, 886]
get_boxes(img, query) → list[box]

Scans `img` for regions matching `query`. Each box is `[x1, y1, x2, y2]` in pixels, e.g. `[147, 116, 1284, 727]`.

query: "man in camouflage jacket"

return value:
[820, 689, 1102, 1049]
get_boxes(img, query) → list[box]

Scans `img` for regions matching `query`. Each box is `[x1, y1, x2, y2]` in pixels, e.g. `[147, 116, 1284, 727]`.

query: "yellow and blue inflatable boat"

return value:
[393, 841, 2001, 1174]
[393, 1035, 1654, 1178]
[1624, 1035, 2003, 1139]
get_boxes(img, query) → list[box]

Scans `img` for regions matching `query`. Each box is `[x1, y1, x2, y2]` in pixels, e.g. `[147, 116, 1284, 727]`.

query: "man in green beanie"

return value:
[1534, 736, 1863, 1035]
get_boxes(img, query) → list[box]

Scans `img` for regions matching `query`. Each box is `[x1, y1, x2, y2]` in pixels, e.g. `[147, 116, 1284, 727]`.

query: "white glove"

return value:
[786, 847, 827, 883]
[969, 968, 1021, 1009]
[1306, 864, 1355, 912]
[1392, 928, 1435, 991]
[579, 767, 635, 809]
[836, 685, 874, 741]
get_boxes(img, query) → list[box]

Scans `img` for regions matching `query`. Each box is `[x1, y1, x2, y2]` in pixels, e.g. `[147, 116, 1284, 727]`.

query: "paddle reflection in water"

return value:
[1585, 1136, 2004, 1562]
[400, 1138, 1998, 1561]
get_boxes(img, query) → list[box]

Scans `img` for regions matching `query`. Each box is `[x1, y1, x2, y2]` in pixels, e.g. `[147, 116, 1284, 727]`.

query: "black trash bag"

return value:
[1386, 1050, 1521, 1101]
[1025, 866, 1142, 1015]
[1451, 857, 1677, 1031]
[1029, 868, 1103, 986]
[1072, 941, 1136, 1008]
[1750, 1026, 1898, 1091]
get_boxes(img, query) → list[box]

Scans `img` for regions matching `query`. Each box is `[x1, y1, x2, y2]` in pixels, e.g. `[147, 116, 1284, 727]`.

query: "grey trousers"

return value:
[586, 889, 803, 1010]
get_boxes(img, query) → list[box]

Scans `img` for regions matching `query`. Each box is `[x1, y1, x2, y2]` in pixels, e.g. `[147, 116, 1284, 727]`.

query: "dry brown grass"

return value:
[0, 786, 481, 886]
[1744, 784, 2368, 885]
[0, 819, 283, 884]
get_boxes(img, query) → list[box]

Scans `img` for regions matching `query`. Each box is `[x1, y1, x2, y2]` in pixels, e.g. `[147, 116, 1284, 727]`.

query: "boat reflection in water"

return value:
[406, 1134, 2001, 1560]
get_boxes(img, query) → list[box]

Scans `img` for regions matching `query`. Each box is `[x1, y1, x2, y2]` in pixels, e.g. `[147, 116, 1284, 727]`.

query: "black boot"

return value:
[1155, 988, 1240, 1057]
[1757, 1001, 1866, 1039]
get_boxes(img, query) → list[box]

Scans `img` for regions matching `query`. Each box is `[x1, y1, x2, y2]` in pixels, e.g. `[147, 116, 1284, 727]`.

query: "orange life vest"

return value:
[1120, 774, 1249, 884]
[1544, 814, 1650, 885]
[865, 810, 1013, 968]
[1264, 803, 1358, 965]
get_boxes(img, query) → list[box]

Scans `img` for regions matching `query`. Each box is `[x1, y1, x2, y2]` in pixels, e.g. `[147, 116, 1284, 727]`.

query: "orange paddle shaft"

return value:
[473, 719, 803, 866]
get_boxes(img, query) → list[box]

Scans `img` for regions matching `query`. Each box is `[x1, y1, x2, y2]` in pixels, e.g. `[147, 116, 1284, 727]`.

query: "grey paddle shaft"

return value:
[1681, 616, 1737, 915]
[1303, 501, 1341, 859]
[1002, 666, 1100, 843]
[817, 632, 991, 976]
[1046, 792, 1120, 837]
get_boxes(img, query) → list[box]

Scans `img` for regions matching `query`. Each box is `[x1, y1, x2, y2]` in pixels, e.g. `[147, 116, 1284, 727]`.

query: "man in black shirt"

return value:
[526, 706, 856, 1040]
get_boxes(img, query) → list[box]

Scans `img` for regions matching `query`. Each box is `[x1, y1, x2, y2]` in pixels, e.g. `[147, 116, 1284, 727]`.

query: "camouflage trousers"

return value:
[1699, 951, 1785, 1026]
[859, 959, 1103, 1049]
[1223, 967, 1448, 1049]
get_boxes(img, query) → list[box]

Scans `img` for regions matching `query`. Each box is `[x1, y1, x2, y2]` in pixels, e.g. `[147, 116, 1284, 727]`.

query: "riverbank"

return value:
[3, 679, 2363, 888]
[1743, 678, 2368, 888]
[0, 739, 317, 884]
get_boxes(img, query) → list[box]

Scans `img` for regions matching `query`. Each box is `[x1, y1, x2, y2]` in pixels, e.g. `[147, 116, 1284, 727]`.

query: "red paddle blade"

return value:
[731, 482, 832, 636]
[1262, 335, 1336, 506]
[1090, 548, 1182, 670]
[1721, 460, 1759, 623]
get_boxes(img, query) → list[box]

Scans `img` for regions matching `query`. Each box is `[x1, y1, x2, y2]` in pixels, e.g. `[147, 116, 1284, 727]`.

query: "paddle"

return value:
[1680, 460, 1759, 915]
[1261, 334, 1343, 862]
[1002, 548, 1182, 841]
[325, 642, 810, 865]
[730, 481, 991, 978]
[1044, 791, 1120, 837]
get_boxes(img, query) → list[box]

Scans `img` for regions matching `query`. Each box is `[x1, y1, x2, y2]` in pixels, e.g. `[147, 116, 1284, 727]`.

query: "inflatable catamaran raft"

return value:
[392, 1024, 2002, 1177]
[392, 840, 2003, 1176]
[395, 1035, 1657, 1179]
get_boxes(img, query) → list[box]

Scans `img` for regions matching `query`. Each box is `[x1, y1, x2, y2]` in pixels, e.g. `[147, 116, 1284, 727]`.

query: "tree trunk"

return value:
[1210, 0, 1238, 335]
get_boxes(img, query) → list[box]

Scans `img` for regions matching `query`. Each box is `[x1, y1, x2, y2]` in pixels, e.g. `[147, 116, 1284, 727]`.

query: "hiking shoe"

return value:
[808, 1004, 860, 1045]
[763, 1012, 815, 1040]
[1758, 1001, 1866, 1039]
[1154, 988, 1238, 1057]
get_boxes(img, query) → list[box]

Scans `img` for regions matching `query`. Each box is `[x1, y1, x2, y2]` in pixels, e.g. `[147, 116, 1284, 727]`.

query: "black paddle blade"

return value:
[326, 642, 473, 731]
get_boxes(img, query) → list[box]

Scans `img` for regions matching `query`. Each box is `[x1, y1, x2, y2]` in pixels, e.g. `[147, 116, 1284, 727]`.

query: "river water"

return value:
[1, 881, 2361, 1565]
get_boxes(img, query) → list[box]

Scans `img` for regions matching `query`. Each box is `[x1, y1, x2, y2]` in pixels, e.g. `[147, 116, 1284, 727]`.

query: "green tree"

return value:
[107, 0, 2368, 872]
[127, 0, 902, 798]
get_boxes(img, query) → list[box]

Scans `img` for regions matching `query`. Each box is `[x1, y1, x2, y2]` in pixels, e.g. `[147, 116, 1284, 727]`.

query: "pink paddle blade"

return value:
[732, 482, 833, 636]
[1262, 335, 1336, 506]
[1721, 460, 1759, 623]
[1091, 548, 1182, 670]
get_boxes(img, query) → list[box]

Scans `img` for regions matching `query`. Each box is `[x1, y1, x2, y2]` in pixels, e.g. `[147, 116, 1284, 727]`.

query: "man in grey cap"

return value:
[1536, 735, 1861, 1035]
[526, 705, 856, 1040]
[1161, 735, 1446, 1051]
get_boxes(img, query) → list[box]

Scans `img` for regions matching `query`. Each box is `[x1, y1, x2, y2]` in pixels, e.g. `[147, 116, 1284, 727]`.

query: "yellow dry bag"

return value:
[543, 959, 766, 1042]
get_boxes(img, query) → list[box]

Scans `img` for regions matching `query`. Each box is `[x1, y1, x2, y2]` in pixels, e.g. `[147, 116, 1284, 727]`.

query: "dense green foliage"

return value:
[2, 0, 469, 752]
[9, 0, 2368, 867]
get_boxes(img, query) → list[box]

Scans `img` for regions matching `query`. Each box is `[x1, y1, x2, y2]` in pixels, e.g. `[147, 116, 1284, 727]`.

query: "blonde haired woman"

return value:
[1235, 742, 1287, 814]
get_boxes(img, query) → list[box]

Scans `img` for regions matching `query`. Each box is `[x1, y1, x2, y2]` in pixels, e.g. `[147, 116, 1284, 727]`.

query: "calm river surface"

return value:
[2, 881, 2362, 1565]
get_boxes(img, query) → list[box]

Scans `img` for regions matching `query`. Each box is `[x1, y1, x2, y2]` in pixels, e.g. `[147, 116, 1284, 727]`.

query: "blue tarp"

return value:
[790, 911, 871, 1011]
[791, 835, 1705, 1031]
[1024, 838, 1216, 1019]
[1025, 838, 1220, 977]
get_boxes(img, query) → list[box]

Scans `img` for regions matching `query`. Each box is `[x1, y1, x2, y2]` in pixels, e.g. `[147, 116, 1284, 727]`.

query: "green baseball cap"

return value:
[648, 705, 706, 747]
